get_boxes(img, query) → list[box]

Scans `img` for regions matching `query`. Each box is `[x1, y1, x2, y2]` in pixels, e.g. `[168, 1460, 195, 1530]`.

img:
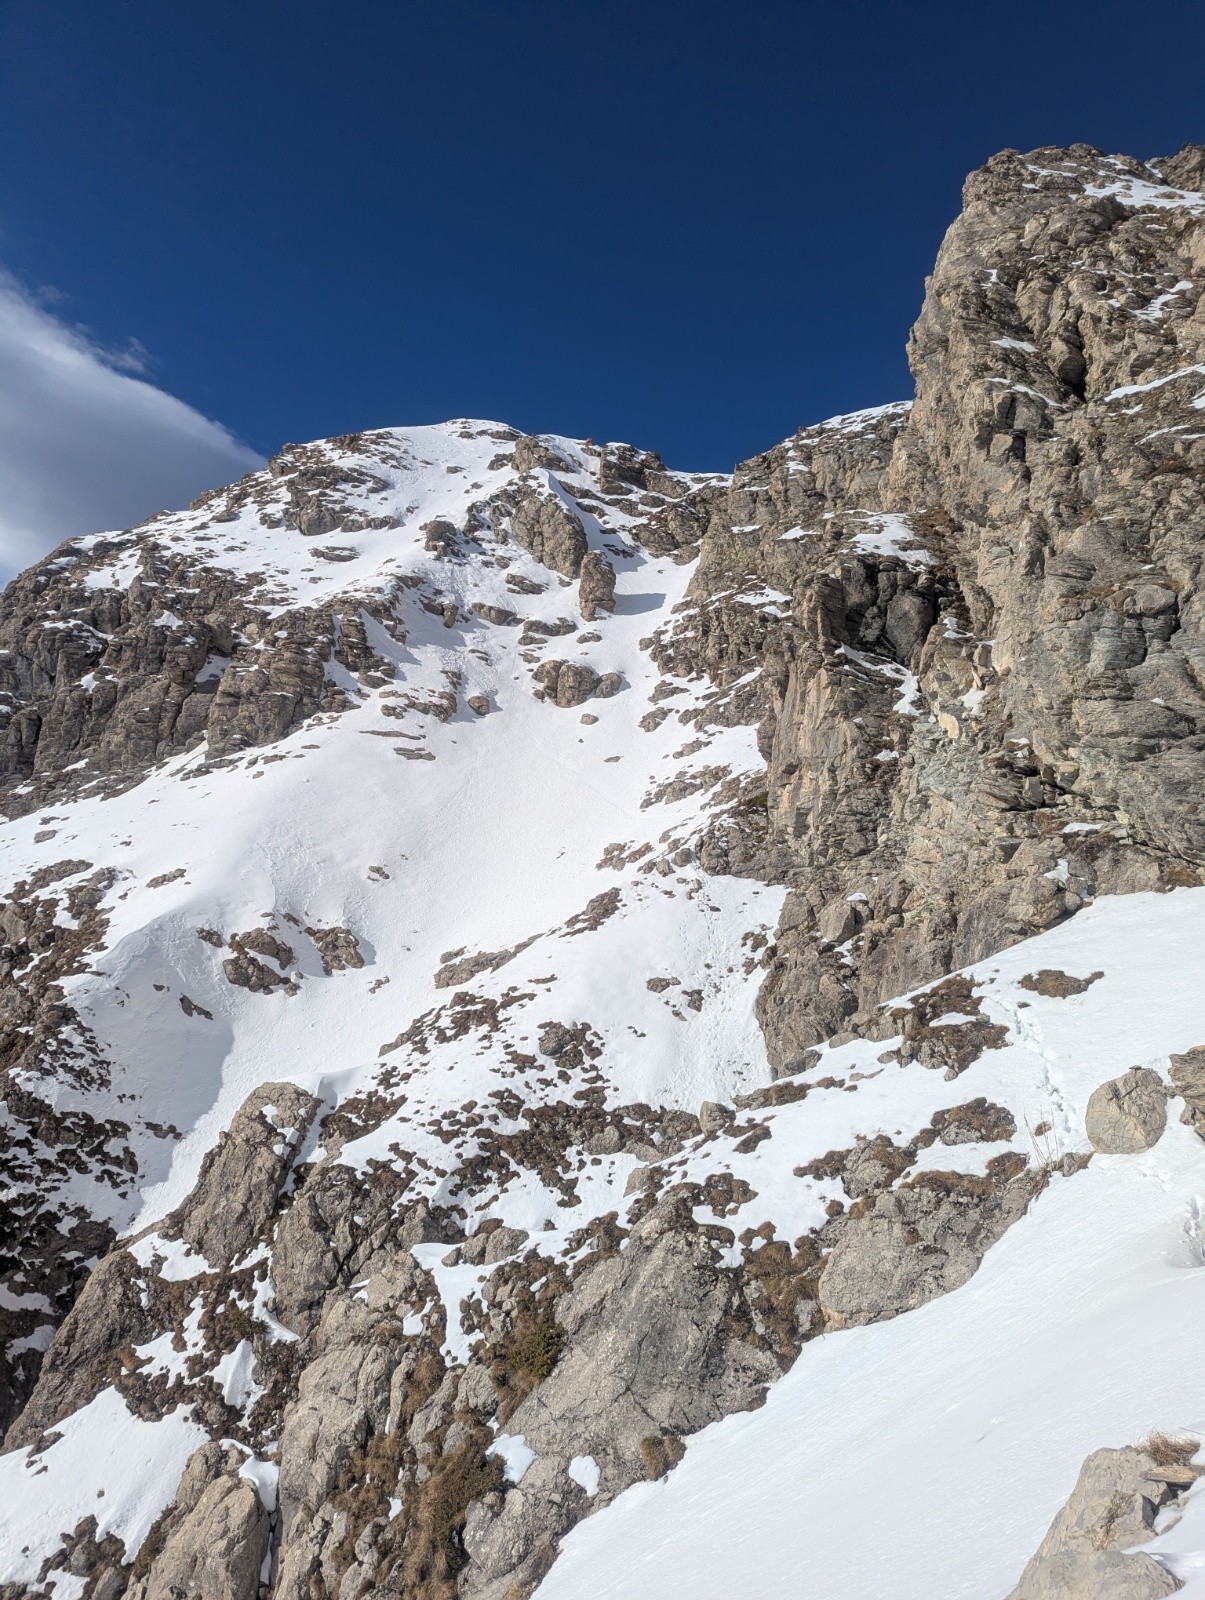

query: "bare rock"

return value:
[1170, 1046, 1205, 1137]
[1004, 1443, 1195, 1599]
[460, 1208, 779, 1597]
[818, 1166, 1038, 1330]
[168, 1081, 320, 1264]
[532, 660, 600, 708]
[222, 928, 296, 992]
[306, 924, 364, 974]
[276, 1295, 407, 1547]
[1085, 1068, 1167, 1154]
[127, 1453, 270, 1600]
[510, 489, 587, 578]
[513, 435, 572, 473]
[6, 1250, 152, 1447]
[578, 551, 616, 621]
[471, 602, 521, 627]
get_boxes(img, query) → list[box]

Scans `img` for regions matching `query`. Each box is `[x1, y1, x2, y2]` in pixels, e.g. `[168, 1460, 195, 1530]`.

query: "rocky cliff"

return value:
[3, 141, 1205, 1600]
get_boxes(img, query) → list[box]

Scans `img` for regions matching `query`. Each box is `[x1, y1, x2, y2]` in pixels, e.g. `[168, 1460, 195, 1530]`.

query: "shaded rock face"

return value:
[1005, 1441, 1198, 1599]
[0, 444, 406, 819]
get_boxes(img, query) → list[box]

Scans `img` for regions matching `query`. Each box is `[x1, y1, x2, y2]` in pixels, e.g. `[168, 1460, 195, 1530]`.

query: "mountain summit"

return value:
[3, 142, 1205, 1599]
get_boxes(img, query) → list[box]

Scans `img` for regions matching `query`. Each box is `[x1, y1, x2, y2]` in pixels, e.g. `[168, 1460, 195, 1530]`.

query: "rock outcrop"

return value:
[1005, 1439, 1199, 1599]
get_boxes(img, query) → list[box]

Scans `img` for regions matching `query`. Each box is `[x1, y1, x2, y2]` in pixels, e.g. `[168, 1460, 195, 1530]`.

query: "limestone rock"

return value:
[168, 1081, 320, 1264]
[127, 1451, 270, 1600]
[306, 923, 364, 974]
[1085, 1068, 1167, 1154]
[1004, 1444, 1193, 1599]
[1169, 1046, 1205, 1136]
[510, 489, 587, 577]
[459, 1206, 779, 1598]
[578, 552, 616, 621]
[818, 1167, 1038, 1329]
[532, 660, 599, 707]
[276, 1294, 407, 1546]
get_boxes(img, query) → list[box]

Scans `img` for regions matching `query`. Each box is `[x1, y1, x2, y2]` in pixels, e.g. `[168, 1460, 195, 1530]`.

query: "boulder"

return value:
[1169, 1045, 1205, 1137]
[818, 1167, 1036, 1329]
[1085, 1068, 1167, 1154]
[532, 660, 599, 708]
[510, 490, 587, 577]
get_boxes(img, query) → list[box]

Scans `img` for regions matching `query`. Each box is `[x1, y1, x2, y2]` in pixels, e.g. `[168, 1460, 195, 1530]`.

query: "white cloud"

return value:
[0, 273, 263, 582]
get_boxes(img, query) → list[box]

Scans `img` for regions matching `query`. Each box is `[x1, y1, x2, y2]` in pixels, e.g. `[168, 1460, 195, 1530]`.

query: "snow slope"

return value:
[1, 422, 777, 1250]
[539, 891, 1205, 1600]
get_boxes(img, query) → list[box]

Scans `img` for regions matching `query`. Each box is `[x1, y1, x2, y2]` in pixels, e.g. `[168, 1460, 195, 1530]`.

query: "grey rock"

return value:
[1004, 1444, 1193, 1599]
[1169, 1046, 1205, 1137]
[6, 1249, 151, 1447]
[532, 660, 600, 708]
[513, 435, 572, 473]
[578, 551, 617, 621]
[277, 1294, 407, 1544]
[698, 1100, 734, 1136]
[510, 489, 587, 577]
[818, 1167, 1038, 1329]
[306, 923, 364, 974]
[168, 1081, 320, 1265]
[1085, 1068, 1167, 1154]
[459, 1207, 779, 1598]
[127, 1463, 270, 1600]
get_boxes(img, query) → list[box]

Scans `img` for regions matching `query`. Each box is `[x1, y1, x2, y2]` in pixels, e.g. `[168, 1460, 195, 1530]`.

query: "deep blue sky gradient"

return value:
[2, 0, 1203, 470]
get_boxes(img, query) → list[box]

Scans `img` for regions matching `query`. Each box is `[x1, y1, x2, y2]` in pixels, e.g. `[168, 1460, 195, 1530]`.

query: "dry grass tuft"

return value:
[1143, 1430, 1200, 1468]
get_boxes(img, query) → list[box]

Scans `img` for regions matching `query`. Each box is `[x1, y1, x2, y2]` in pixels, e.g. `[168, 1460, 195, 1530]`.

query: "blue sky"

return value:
[1, 0, 1203, 572]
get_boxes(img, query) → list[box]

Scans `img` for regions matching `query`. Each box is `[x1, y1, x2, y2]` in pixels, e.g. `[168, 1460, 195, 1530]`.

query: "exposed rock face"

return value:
[1005, 1441, 1198, 1599]
[459, 1200, 780, 1600]
[508, 488, 588, 578]
[817, 1163, 1039, 1329]
[577, 552, 616, 620]
[1085, 1067, 1168, 1153]
[127, 1445, 270, 1600]
[664, 140, 1205, 1059]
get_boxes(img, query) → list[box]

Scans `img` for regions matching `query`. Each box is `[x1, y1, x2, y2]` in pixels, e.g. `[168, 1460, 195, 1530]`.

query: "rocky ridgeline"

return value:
[3, 141, 1205, 1600]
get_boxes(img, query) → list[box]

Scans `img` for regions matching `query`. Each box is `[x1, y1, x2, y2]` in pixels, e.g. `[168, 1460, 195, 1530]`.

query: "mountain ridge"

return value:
[3, 139, 1205, 1599]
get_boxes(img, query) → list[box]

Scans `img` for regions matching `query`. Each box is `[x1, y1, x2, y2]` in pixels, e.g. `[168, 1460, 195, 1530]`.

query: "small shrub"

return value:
[398, 1430, 504, 1596]
[506, 1318, 565, 1383]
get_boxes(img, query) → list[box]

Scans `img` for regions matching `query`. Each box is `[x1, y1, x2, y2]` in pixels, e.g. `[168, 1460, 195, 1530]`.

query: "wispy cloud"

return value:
[0, 273, 263, 581]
